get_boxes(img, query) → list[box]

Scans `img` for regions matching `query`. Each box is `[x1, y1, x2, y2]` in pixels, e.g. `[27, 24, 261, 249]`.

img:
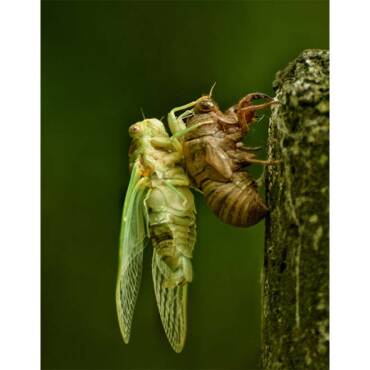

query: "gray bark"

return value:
[262, 49, 329, 370]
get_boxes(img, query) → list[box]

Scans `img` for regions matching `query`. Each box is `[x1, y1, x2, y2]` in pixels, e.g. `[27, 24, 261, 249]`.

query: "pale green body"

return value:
[116, 119, 196, 353]
[128, 119, 196, 287]
[146, 184, 196, 287]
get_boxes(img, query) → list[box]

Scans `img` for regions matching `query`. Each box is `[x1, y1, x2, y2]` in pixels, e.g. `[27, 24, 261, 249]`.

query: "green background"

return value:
[41, 1, 328, 369]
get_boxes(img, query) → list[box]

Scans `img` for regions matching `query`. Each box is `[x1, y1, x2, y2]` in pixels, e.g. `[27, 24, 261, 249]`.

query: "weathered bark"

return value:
[262, 49, 329, 370]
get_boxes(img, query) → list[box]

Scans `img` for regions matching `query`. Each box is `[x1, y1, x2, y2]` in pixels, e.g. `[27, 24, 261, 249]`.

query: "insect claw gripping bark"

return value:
[168, 92, 280, 228]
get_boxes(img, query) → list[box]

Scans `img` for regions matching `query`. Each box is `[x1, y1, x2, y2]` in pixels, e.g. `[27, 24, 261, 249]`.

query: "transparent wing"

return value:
[116, 162, 149, 344]
[152, 252, 188, 353]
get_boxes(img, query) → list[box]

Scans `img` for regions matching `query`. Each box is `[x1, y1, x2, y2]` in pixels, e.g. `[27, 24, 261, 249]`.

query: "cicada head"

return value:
[129, 118, 167, 138]
[193, 95, 219, 114]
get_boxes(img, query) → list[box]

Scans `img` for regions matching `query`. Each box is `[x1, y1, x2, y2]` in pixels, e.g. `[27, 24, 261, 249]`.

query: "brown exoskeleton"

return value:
[167, 91, 278, 227]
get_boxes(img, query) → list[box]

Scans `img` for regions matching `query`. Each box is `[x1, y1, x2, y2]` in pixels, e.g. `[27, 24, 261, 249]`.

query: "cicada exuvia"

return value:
[167, 91, 279, 227]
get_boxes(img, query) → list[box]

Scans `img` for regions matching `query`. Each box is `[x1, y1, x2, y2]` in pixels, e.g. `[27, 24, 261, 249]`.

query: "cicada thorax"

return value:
[182, 104, 268, 228]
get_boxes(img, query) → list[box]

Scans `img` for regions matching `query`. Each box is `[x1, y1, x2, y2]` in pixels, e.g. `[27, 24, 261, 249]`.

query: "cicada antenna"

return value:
[209, 81, 217, 97]
[140, 107, 146, 120]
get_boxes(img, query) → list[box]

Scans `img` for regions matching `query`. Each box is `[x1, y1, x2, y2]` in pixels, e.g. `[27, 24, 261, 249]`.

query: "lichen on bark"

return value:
[262, 49, 329, 370]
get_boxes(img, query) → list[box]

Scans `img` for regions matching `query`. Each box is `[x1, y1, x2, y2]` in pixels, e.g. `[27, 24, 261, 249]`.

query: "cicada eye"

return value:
[128, 123, 143, 137]
[195, 98, 216, 113]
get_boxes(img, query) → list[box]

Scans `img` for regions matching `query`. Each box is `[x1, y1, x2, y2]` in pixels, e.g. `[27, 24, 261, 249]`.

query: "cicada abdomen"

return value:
[116, 118, 196, 353]
[168, 93, 278, 228]
[200, 172, 268, 227]
[148, 184, 196, 351]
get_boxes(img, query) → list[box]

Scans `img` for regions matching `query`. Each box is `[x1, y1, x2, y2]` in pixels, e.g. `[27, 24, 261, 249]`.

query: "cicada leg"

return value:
[163, 179, 187, 199]
[167, 101, 197, 135]
[236, 142, 262, 152]
[237, 93, 279, 128]
[254, 159, 281, 187]
[243, 157, 281, 166]
[171, 121, 211, 139]
[232, 150, 280, 187]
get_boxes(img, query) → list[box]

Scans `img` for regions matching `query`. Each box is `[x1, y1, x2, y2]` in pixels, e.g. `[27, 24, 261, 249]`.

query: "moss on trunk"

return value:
[262, 49, 329, 370]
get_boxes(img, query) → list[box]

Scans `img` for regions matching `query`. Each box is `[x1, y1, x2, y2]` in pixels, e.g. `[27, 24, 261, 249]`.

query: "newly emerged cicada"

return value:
[167, 91, 278, 227]
[116, 118, 196, 353]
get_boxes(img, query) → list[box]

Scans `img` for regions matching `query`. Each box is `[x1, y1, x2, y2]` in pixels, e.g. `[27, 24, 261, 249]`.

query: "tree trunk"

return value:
[262, 49, 329, 370]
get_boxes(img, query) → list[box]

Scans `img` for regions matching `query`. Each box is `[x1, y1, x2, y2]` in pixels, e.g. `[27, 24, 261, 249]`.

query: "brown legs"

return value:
[243, 157, 281, 166]
[237, 93, 278, 127]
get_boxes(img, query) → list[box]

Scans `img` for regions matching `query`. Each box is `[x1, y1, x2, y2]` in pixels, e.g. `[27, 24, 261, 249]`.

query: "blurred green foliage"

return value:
[41, 1, 328, 369]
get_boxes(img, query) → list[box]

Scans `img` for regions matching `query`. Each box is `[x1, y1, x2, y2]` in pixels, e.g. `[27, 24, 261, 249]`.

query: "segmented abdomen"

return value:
[201, 172, 268, 227]
[147, 186, 196, 283]
[150, 217, 196, 286]
[145, 185, 196, 352]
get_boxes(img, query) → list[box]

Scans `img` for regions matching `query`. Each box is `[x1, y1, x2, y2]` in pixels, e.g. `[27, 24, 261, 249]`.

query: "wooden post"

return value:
[262, 49, 329, 370]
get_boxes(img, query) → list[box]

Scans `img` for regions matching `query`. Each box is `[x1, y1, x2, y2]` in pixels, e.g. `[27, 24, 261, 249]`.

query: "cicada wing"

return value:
[116, 162, 149, 344]
[152, 252, 188, 353]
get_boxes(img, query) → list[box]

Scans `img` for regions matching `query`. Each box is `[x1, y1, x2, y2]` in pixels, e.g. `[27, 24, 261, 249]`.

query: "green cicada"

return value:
[116, 118, 196, 353]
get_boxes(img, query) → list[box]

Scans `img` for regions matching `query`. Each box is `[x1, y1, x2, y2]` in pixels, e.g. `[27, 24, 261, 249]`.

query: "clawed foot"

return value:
[237, 93, 279, 127]
[255, 158, 280, 187]
[247, 158, 281, 166]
